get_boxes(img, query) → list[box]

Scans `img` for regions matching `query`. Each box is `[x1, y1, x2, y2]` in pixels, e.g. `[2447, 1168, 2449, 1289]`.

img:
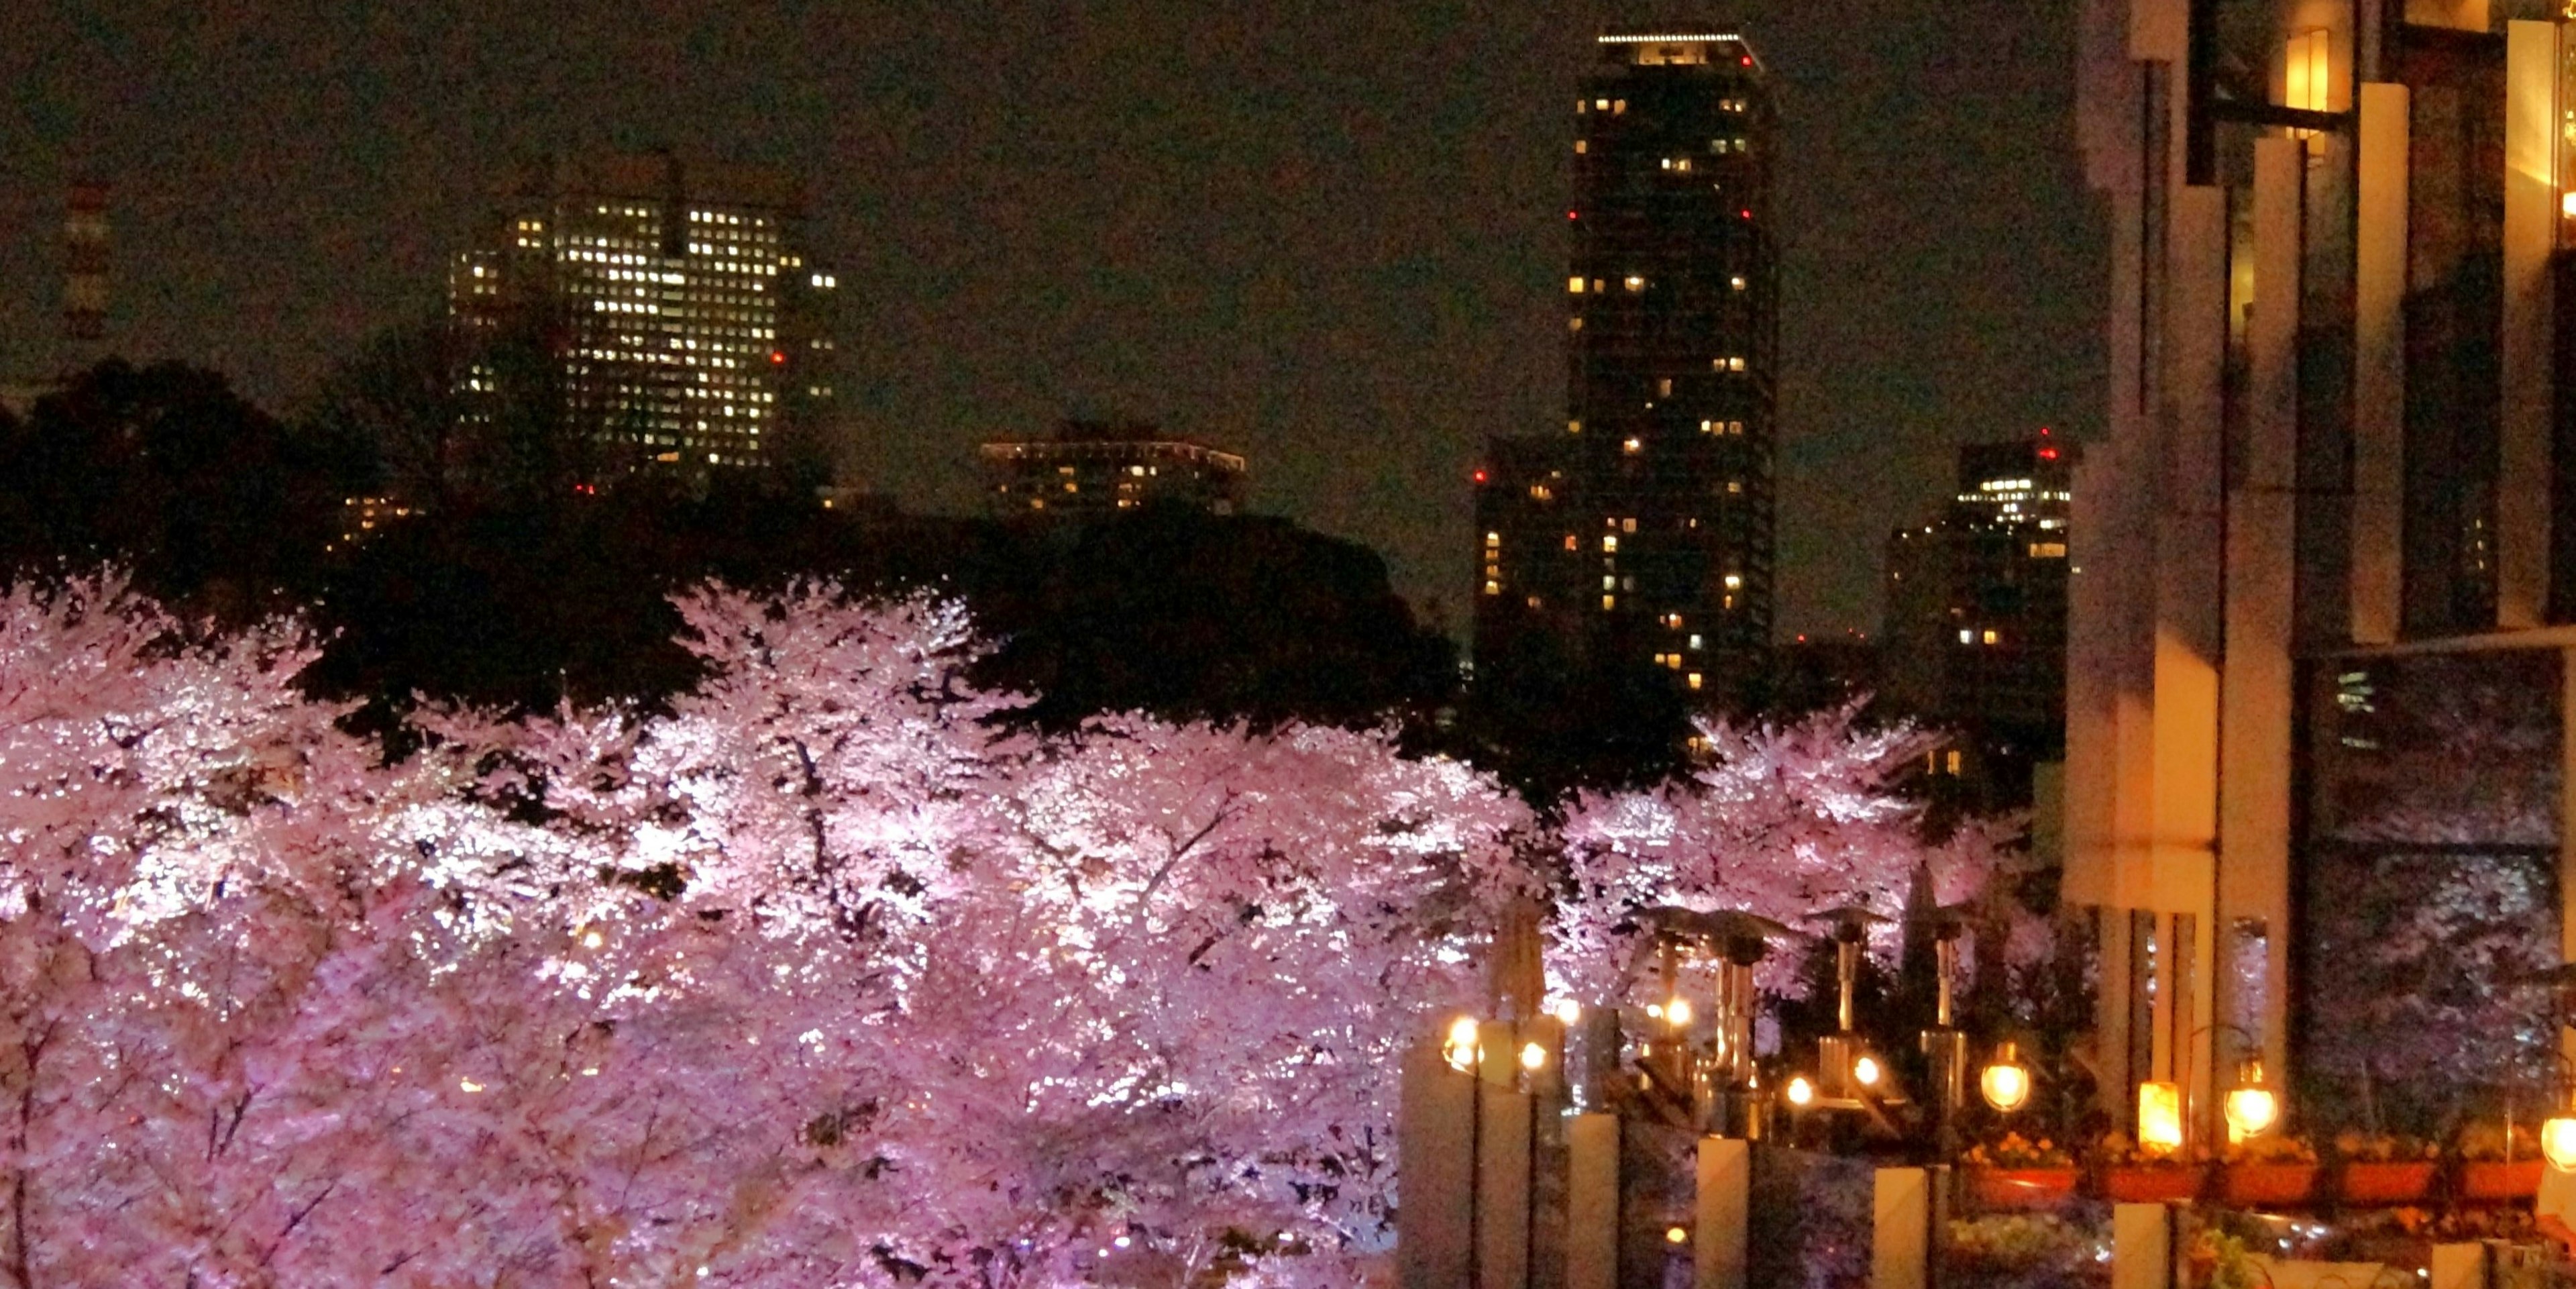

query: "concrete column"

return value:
[1694, 1138, 1750, 1289]
[2219, 136, 2303, 1090]
[1398, 1043, 1476, 1289]
[1565, 1114, 1620, 1289]
[1872, 1168, 1933, 1289]
[1477, 1082, 1534, 1289]
[2352, 83, 2410, 646]
[2500, 20, 2557, 629]
[2110, 1203, 2173, 1289]
[2428, 1243, 2488, 1289]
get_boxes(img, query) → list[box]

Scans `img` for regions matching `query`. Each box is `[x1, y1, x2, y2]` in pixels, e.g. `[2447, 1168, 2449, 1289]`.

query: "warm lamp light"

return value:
[1980, 1041, 2033, 1113]
[2545, 1107, 2576, 1172]
[2222, 1060, 2279, 1140]
[1784, 1075, 1816, 1107]
[1550, 998, 1581, 1025]
[1666, 997, 1694, 1027]
[1443, 1017, 1481, 1073]
[2137, 1080, 2186, 1155]
[1519, 1041, 1548, 1072]
[1852, 1054, 1883, 1088]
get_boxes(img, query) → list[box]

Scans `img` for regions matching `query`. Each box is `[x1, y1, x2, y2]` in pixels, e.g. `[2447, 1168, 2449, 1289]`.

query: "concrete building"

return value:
[1474, 25, 1778, 710]
[449, 152, 839, 480]
[1880, 432, 2075, 811]
[981, 419, 1246, 520]
[2069, 0, 2576, 1133]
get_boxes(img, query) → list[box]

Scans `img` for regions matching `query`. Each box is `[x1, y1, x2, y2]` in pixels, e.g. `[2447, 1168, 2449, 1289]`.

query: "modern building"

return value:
[2068, 0, 2576, 1135]
[449, 152, 839, 481]
[1474, 26, 1778, 709]
[981, 419, 1247, 520]
[1880, 432, 2076, 811]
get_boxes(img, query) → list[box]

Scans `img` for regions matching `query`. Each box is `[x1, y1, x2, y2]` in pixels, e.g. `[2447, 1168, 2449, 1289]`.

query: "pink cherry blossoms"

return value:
[0, 578, 1982, 1286]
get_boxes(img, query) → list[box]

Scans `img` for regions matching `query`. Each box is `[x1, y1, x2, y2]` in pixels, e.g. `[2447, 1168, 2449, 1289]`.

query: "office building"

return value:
[981, 419, 1246, 520]
[1474, 26, 1778, 709]
[449, 153, 839, 480]
[1880, 432, 2075, 809]
[2068, 0, 2576, 1130]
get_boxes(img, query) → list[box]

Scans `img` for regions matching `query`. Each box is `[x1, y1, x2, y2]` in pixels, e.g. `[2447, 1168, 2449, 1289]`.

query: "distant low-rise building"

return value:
[981, 420, 1246, 520]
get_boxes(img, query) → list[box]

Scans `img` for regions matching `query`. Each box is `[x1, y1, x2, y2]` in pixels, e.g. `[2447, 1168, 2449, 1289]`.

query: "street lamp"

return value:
[1980, 1041, 2033, 1113]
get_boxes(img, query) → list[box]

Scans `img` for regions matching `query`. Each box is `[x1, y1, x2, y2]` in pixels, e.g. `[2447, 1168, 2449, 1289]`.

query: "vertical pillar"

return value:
[2428, 1243, 2489, 1289]
[2500, 20, 2558, 629]
[2111, 1204, 2173, 1289]
[1564, 1114, 1620, 1289]
[1872, 1168, 1932, 1289]
[2220, 136, 2303, 1093]
[1399, 1043, 1477, 1289]
[2561, 650, 2576, 1066]
[2352, 83, 2411, 646]
[1477, 1082, 1534, 1289]
[1694, 1138, 1749, 1289]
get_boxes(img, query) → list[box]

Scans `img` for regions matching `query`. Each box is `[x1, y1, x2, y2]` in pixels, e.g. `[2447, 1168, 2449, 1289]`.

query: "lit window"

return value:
[1526, 595, 1542, 608]
[1569, 419, 1582, 434]
[1603, 576, 1617, 590]
[1656, 378, 1673, 397]
[1613, 99, 1626, 113]
[1595, 98, 1609, 110]
[1664, 613, 1682, 628]
[1623, 517, 1637, 533]
[1563, 534, 1578, 550]
[1687, 673, 1704, 690]
[1689, 633, 1703, 649]
[1485, 580, 1501, 595]
[1569, 276, 1587, 293]
[1603, 595, 1617, 609]
[1624, 274, 1646, 292]
[1959, 629, 1974, 644]
[1575, 140, 1589, 154]
[1623, 437, 1642, 455]
[1983, 629, 2001, 645]
[1700, 419, 1715, 433]
[1570, 316, 1584, 331]
[2031, 542, 2068, 558]
[1723, 574, 1742, 589]
[1486, 531, 1501, 546]
[1946, 750, 1964, 775]
[1730, 275, 1747, 291]
[1603, 535, 1618, 552]
[1727, 481, 1743, 495]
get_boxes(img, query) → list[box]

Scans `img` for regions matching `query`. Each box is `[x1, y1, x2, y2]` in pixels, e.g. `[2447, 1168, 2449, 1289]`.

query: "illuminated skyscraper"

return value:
[1474, 27, 1777, 708]
[450, 153, 839, 481]
[981, 420, 1246, 520]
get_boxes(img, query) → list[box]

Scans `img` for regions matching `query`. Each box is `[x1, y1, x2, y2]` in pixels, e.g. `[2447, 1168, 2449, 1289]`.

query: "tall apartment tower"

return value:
[2070, 0, 2576, 1133]
[1882, 431, 2076, 810]
[450, 153, 839, 482]
[1474, 27, 1778, 709]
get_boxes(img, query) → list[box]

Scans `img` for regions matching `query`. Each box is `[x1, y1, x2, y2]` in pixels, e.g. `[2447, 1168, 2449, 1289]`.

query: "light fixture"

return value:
[1444, 1017, 1481, 1073]
[1519, 1041, 1548, 1072]
[1784, 1075, 1815, 1107]
[2546, 1090, 2576, 1172]
[1665, 1226, 1689, 1245]
[1550, 998, 1581, 1025]
[2222, 1059, 2280, 1140]
[2137, 1080, 2186, 1156]
[1852, 1055, 1883, 1088]
[1980, 1041, 2033, 1113]
[1666, 997, 1693, 1027]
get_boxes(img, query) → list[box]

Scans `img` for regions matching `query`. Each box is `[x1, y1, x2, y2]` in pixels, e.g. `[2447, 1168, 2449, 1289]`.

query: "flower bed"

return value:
[2220, 1162, 2318, 1208]
[2102, 1165, 2200, 1203]
[2460, 1159, 2542, 1202]
[2339, 1160, 2437, 1204]
[1969, 1168, 2082, 1210]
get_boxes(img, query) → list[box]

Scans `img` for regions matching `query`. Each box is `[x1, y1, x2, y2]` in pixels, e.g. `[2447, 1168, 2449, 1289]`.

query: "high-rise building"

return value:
[1880, 431, 2076, 810]
[449, 153, 839, 481]
[2068, 0, 2576, 1131]
[981, 420, 1246, 520]
[1474, 27, 1777, 708]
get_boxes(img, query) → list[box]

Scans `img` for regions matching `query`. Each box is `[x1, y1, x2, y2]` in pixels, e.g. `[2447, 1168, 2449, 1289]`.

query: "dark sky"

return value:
[3, 1, 2102, 638]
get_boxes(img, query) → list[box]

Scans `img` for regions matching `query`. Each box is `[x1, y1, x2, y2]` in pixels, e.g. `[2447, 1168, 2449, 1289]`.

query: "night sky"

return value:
[3, 1, 2101, 639]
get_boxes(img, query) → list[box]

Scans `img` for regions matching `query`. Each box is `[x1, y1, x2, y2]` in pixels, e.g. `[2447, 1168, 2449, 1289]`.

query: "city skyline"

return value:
[0, 1, 2101, 638]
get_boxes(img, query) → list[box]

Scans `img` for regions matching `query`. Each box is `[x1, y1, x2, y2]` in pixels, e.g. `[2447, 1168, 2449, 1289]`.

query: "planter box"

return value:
[2461, 1160, 2544, 1202]
[2222, 1162, 2318, 1208]
[2339, 1161, 2436, 1205]
[2102, 1166, 2198, 1203]
[1968, 1167, 2080, 1210]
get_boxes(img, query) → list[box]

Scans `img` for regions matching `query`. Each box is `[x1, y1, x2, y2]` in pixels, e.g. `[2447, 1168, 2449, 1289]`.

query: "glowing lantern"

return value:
[1852, 1054, 1882, 1088]
[1443, 1017, 1481, 1073]
[1519, 1041, 1548, 1072]
[2137, 1080, 2186, 1156]
[1980, 1041, 2033, 1113]
[2545, 1101, 2576, 1172]
[1784, 1075, 1816, 1108]
[2222, 1060, 2280, 1141]
[1665, 997, 1693, 1027]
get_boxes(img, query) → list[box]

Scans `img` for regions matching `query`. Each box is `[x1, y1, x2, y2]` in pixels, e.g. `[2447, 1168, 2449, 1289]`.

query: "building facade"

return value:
[1881, 433, 2075, 810]
[1474, 27, 1778, 708]
[2069, 0, 2576, 1134]
[981, 420, 1247, 520]
[449, 153, 839, 482]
